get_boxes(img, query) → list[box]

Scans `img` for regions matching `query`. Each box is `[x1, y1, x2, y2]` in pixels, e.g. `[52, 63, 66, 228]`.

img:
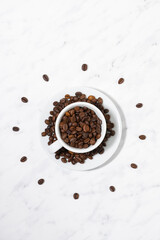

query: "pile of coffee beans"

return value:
[41, 92, 115, 165]
[59, 107, 101, 149]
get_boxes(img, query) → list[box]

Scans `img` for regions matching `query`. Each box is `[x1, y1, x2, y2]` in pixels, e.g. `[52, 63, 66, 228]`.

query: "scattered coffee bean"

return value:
[109, 186, 116, 192]
[38, 179, 45, 185]
[81, 64, 88, 71]
[21, 97, 28, 103]
[131, 163, 138, 169]
[136, 103, 143, 108]
[73, 193, 79, 199]
[42, 74, 49, 81]
[20, 156, 27, 162]
[12, 126, 19, 132]
[118, 78, 124, 84]
[139, 135, 146, 140]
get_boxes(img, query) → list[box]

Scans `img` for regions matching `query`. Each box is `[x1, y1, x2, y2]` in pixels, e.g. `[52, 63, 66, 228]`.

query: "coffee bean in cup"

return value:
[42, 92, 115, 165]
[59, 106, 101, 149]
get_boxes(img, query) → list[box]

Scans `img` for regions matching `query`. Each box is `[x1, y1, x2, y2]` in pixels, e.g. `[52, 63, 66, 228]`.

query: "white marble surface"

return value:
[1, 0, 160, 239]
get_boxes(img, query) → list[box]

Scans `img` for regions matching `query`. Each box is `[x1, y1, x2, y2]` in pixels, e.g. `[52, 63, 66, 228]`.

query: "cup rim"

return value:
[55, 102, 107, 153]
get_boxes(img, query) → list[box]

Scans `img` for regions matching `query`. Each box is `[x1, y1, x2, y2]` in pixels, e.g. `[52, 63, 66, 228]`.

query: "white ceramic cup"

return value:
[49, 102, 107, 153]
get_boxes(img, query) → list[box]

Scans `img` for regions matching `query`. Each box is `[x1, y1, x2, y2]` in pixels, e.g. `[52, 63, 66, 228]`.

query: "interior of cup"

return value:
[55, 102, 107, 153]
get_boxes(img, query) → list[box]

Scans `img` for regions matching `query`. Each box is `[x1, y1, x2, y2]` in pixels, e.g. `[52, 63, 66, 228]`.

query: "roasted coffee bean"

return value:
[70, 109, 75, 116]
[96, 134, 101, 139]
[65, 111, 70, 117]
[73, 192, 79, 199]
[82, 132, 89, 139]
[83, 124, 90, 133]
[42, 74, 49, 81]
[85, 121, 89, 125]
[52, 116, 56, 121]
[70, 137, 76, 143]
[48, 141, 52, 145]
[20, 156, 27, 162]
[54, 107, 60, 113]
[105, 114, 110, 120]
[42, 92, 115, 164]
[74, 106, 80, 112]
[107, 123, 113, 129]
[66, 153, 71, 158]
[72, 122, 77, 127]
[75, 92, 82, 97]
[84, 138, 90, 143]
[71, 115, 76, 123]
[53, 101, 59, 106]
[41, 132, 46, 136]
[12, 126, 19, 132]
[21, 97, 28, 103]
[83, 144, 88, 148]
[80, 94, 86, 100]
[109, 186, 116, 192]
[55, 154, 60, 159]
[90, 138, 96, 145]
[64, 138, 69, 143]
[78, 142, 83, 146]
[99, 148, 104, 154]
[38, 179, 45, 185]
[110, 130, 115, 136]
[62, 133, 67, 139]
[98, 97, 103, 104]
[88, 95, 95, 101]
[61, 158, 67, 163]
[79, 112, 85, 118]
[118, 78, 124, 84]
[76, 127, 82, 132]
[104, 109, 109, 113]
[65, 94, 70, 99]
[81, 64, 88, 71]
[136, 103, 143, 108]
[73, 96, 78, 101]
[89, 133, 92, 138]
[131, 163, 138, 169]
[69, 124, 73, 129]
[49, 136, 53, 141]
[63, 124, 68, 131]
[60, 98, 66, 104]
[75, 156, 82, 162]
[80, 160, 85, 164]
[45, 120, 50, 125]
[139, 135, 146, 140]
[96, 126, 101, 133]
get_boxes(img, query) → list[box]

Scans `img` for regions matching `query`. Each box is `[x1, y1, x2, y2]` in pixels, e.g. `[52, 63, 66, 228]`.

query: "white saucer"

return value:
[40, 87, 122, 171]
